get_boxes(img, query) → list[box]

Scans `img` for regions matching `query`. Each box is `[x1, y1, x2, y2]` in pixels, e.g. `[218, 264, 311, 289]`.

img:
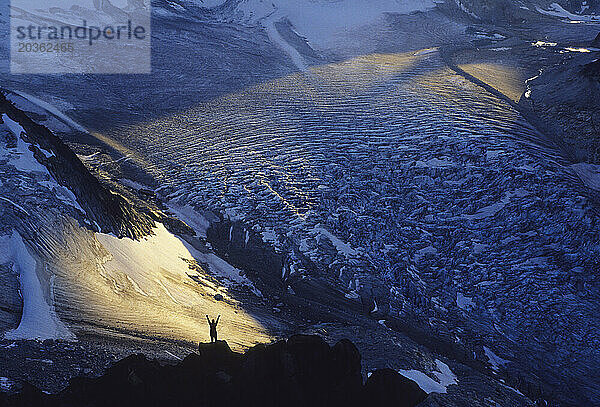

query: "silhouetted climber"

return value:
[206, 315, 220, 342]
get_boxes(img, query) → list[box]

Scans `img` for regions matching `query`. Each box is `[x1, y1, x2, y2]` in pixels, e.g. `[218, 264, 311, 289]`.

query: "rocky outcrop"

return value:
[0, 335, 427, 407]
[591, 32, 600, 48]
[364, 369, 428, 407]
[581, 58, 600, 80]
[519, 39, 600, 163]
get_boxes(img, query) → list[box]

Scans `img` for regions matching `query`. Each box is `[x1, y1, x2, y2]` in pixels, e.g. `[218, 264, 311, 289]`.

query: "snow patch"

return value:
[398, 359, 458, 394]
[536, 3, 600, 22]
[532, 41, 557, 47]
[563, 47, 599, 53]
[483, 346, 509, 372]
[456, 292, 475, 310]
[314, 226, 357, 258]
[345, 290, 360, 299]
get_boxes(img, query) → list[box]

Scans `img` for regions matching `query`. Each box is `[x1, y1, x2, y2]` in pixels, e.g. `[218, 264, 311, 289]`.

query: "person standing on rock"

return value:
[206, 315, 220, 342]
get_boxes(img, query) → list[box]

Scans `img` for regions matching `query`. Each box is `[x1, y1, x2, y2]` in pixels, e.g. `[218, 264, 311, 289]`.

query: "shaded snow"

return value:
[462, 194, 510, 220]
[2, 114, 86, 216]
[413, 245, 437, 262]
[120, 178, 151, 191]
[454, 0, 479, 19]
[484, 346, 509, 372]
[0, 196, 30, 216]
[571, 163, 600, 191]
[0, 377, 14, 391]
[398, 359, 458, 394]
[314, 226, 357, 258]
[415, 158, 455, 168]
[39, 181, 86, 215]
[263, 11, 308, 71]
[0, 232, 75, 341]
[536, 2, 600, 22]
[2, 114, 49, 174]
[166, 200, 212, 238]
[11, 91, 88, 133]
[456, 292, 475, 310]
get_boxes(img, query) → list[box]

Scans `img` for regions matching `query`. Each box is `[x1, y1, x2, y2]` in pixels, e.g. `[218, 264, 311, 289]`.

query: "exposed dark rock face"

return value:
[592, 32, 600, 48]
[0, 335, 427, 407]
[0, 264, 21, 330]
[207, 220, 286, 294]
[0, 91, 155, 239]
[519, 48, 600, 163]
[364, 369, 428, 407]
[581, 58, 600, 80]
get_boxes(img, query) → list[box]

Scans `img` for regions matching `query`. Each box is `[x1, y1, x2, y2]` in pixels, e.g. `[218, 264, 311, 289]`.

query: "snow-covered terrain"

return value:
[0, 99, 271, 350]
[96, 223, 262, 299]
[1, 0, 599, 405]
[99, 43, 599, 404]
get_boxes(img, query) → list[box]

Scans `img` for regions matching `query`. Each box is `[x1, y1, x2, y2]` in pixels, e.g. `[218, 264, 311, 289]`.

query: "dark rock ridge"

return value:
[592, 32, 600, 48]
[519, 34, 600, 163]
[0, 91, 155, 239]
[0, 335, 427, 407]
[581, 58, 600, 80]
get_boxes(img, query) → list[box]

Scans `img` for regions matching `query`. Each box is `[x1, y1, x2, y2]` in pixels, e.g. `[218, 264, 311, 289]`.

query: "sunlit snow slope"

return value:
[0, 96, 271, 350]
